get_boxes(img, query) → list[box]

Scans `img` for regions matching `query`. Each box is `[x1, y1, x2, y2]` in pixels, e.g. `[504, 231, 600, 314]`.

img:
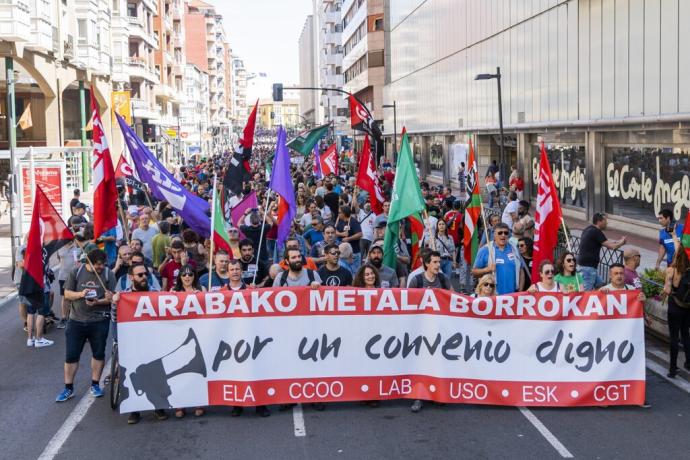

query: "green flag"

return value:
[383, 131, 426, 269]
[286, 124, 330, 155]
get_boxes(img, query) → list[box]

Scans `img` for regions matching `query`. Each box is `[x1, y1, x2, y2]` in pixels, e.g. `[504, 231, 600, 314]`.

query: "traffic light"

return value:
[272, 83, 283, 102]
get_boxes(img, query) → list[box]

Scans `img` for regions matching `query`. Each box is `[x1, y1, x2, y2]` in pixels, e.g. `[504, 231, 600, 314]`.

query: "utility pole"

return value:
[6, 58, 20, 267]
[79, 81, 89, 190]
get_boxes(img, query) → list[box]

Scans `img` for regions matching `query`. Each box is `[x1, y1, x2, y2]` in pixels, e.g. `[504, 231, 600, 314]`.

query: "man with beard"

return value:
[367, 241, 399, 288]
[112, 263, 167, 424]
[274, 247, 322, 288]
[238, 239, 269, 287]
[317, 243, 353, 287]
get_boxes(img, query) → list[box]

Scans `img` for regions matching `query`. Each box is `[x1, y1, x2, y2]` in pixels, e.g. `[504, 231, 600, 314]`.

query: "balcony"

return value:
[163, 13, 173, 31]
[128, 15, 158, 49]
[127, 57, 159, 83]
[325, 53, 341, 66]
[324, 31, 341, 45]
[323, 73, 344, 87]
[172, 5, 183, 20]
[324, 10, 340, 24]
[132, 97, 160, 121]
[173, 35, 183, 48]
[0, 0, 32, 42]
[155, 84, 175, 100]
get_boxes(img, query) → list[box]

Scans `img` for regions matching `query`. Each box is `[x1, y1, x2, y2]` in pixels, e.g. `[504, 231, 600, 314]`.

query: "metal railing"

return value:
[555, 235, 623, 282]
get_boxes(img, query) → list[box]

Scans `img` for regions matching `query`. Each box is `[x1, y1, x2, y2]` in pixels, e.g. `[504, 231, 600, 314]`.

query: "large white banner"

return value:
[116, 288, 646, 413]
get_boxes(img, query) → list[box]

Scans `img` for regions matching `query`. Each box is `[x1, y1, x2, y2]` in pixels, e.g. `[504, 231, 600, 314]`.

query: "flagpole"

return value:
[560, 218, 580, 291]
[208, 175, 218, 291]
[478, 200, 494, 273]
[117, 198, 130, 243]
[74, 238, 109, 292]
[252, 189, 273, 285]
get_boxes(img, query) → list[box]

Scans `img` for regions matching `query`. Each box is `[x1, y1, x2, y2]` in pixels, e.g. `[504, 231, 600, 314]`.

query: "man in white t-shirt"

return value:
[501, 191, 520, 230]
[357, 202, 376, 257]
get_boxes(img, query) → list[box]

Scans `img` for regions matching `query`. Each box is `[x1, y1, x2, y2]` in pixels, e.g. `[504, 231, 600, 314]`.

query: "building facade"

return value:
[385, 0, 690, 237]
[180, 63, 210, 157]
[298, 15, 317, 125]
[342, 0, 385, 133]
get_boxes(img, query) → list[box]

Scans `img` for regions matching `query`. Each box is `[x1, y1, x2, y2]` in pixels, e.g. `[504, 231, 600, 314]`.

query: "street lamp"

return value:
[475, 67, 506, 184]
[382, 101, 397, 160]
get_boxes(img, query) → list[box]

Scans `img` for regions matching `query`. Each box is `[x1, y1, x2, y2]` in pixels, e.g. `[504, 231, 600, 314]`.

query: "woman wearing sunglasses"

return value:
[170, 264, 204, 418]
[473, 274, 497, 297]
[528, 261, 562, 293]
[555, 251, 584, 293]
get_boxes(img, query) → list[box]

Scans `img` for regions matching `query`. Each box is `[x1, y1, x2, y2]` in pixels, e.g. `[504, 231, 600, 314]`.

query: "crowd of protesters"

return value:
[13, 131, 689, 421]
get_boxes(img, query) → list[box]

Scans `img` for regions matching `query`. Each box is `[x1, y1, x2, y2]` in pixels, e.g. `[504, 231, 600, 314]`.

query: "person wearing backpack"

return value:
[662, 246, 690, 378]
[273, 247, 322, 288]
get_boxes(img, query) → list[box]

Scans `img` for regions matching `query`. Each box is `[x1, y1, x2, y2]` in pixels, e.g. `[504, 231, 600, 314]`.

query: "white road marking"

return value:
[38, 357, 112, 460]
[646, 358, 690, 394]
[292, 403, 306, 437]
[518, 407, 573, 458]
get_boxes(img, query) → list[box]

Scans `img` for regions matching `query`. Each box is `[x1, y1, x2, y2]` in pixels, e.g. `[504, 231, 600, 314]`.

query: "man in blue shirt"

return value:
[472, 222, 524, 295]
[656, 209, 684, 270]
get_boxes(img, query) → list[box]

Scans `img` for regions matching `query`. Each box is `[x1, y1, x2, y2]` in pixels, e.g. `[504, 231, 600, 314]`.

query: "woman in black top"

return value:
[663, 247, 690, 378]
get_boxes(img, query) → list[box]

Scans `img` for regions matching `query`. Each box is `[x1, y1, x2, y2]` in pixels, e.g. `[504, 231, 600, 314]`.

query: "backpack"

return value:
[412, 272, 450, 290]
[672, 269, 690, 308]
[279, 268, 316, 287]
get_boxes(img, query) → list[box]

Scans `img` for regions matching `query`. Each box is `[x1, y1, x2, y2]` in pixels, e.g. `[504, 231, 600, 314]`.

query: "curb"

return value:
[0, 292, 18, 309]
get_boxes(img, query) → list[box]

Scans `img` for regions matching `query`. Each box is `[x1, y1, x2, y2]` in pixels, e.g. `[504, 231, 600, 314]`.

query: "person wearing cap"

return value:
[373, 215, 387, 241]
[366, 241, 399, 288]
[623, 249, 643, 289]
[69, 203, 89, 229]
[69, 189, 81, 214]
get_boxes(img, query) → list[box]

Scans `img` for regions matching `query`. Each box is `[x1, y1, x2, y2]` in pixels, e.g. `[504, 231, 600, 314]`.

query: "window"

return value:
[374, 18, 383, 31]
[368, 50, 384, 67]
[127, 2, 136, 17]
[531, 144, 587, 210]
[77, 19, 87, 41]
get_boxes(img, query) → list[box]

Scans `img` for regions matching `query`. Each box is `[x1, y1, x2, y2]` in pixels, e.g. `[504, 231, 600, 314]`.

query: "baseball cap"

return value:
[74, 202, 87, 209]
[374, 215, 387, 228]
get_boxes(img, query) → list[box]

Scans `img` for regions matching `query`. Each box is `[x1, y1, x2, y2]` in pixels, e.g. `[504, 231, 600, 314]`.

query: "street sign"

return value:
[19, 160, 68, 235]
[166, 129, 178, 138]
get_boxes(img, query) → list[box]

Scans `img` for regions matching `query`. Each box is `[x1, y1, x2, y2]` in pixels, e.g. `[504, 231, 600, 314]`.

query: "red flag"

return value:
[320, 144, 339, 176]
[682, 211, 690, 260]
[90, 91, 118, 239]
[19, 186, 74, 304]
[355, 136, 384, 214]
[114, 154, 135, 179]
[239, 100, 259, 169]
[348, 95, 381, 140]
[532, 141, 563, 281]
[463, 139, 481, 265]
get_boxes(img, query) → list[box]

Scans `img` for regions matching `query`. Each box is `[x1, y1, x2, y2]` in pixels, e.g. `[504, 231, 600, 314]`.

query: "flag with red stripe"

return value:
[90, 91, 118, 239]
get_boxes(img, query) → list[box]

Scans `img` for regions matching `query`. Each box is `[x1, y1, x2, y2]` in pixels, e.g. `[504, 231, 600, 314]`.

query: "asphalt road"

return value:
[2, 295, 690, 460]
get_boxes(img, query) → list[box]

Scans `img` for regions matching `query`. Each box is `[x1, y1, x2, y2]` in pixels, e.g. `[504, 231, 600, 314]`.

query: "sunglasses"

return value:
[565, 258, 575, 263]
[181, 272, 194, 277]
[132, 272, 147, 278]
[328, 251, 341, 256]
[495, 231, 509, 236]
[543, 270, 555, 275]
[483, 283, 496, 288]
[518, 243, 526, 247]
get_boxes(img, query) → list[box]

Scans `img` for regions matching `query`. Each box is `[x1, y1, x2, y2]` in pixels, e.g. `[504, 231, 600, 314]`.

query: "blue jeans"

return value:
[441, 259, 453, 278]
[578, 266, 603, 291]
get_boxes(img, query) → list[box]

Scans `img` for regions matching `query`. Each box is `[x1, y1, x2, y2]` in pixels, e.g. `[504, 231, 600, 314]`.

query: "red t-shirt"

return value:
[160, 259, 197, 289]
[510, 177, 524, 192]
[384, 171, 395, 185]
[444, 210, 463, 245]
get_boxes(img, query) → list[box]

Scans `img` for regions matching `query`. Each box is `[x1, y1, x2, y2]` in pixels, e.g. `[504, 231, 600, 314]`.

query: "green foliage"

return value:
[641, 268, 665, 299]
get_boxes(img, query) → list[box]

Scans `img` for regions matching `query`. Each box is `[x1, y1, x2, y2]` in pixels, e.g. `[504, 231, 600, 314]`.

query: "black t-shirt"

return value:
[240, 224, 272, 262]
[577, 225, 607, 268]
[69, 198, 80, 212]
[317, 265, 353, 286]
[240, 257, 269, 285]
[324, 192, 340, 218]
[336, 217, 363, 254]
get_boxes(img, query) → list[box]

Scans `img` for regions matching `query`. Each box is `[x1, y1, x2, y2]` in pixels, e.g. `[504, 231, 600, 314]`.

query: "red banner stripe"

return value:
[207, 375, 645, 407]
[117, 288, 644, 323]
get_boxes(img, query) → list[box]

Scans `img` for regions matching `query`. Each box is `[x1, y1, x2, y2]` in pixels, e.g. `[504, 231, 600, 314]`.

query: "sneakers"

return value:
[34, 337, 54, 348]
[410, 400, 423, 413]
[231, 406, 243, 417]
[26, 338, 34, 347]
[256, 406, 271, 417]
[56, 388, 74, 402]
[56, 319, 67, 329]
[127, 412, 141, 425]
[90, 384, 104, 398]
[154, 409, 168, 420]
[23, 322, 27, 332]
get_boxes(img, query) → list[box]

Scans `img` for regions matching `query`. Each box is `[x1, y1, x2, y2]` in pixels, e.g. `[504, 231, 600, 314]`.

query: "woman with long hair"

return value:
[663, 246, 690, 378]
[527, 260, 561, 292]
[518, 237, 534, 290]
[429, 219, 456, 279]
[474, 274, 497, 298]
[170, 264, 204, 418]
[353, 264, 381, 288]
[555, 251, 584, 292]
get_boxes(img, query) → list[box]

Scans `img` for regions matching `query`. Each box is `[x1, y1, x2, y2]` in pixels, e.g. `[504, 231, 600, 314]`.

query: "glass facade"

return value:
[429, 139, 444, 178]
[530, 143, 587, 210]
[605, 147, 690, 223]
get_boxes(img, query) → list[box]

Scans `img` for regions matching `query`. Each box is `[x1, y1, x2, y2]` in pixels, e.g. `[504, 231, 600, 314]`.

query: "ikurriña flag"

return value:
[19, 186, 74, 305]
[532, 141, 563, 281]
[463, 139, 481, 265]
[90, 91, 118, 239]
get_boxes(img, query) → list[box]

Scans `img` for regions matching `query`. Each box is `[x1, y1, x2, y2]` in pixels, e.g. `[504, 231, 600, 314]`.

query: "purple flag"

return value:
[269, 127, 296, 249]
[231, 191, 258, 238]
[116, 114, 211, 237]
[313, 144, 323, 179]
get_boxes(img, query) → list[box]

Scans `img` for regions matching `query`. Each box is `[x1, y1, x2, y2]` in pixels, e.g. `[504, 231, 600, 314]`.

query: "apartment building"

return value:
[298, 15, 317, 125]
[316, 0, 348, 135]
[342, 0, 385, 131]
[0, 0, 114, 150]
[180, 63, 210, 157]
[231, 57, 247, 128]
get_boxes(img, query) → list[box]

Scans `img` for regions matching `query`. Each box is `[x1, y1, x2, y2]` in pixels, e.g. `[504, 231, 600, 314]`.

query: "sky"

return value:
[214, 0, 313, 91]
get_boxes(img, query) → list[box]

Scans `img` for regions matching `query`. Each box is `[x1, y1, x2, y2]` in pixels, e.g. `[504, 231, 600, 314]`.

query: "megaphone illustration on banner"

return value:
[129, 328, 207, 409]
